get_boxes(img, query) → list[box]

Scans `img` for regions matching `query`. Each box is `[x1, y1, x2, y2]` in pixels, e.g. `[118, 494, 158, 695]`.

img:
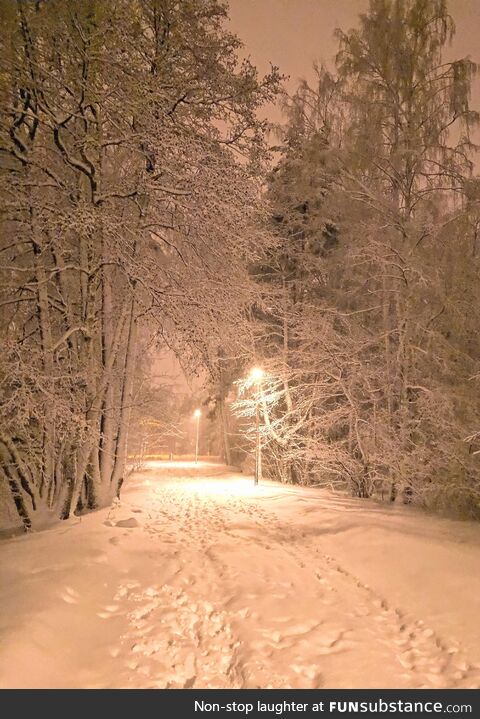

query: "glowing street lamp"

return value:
[250, 367, 264, 383]
[193, 409, 201, 464]
[249, 367, 264, 485]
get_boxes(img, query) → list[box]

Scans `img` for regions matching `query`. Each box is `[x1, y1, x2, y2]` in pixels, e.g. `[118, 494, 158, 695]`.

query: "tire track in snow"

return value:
[217, 495, 480, 689]
[319, 553, 480, 689]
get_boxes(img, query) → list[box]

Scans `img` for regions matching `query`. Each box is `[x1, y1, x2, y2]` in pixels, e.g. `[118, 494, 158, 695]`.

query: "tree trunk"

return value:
[111, 296, 138, 497]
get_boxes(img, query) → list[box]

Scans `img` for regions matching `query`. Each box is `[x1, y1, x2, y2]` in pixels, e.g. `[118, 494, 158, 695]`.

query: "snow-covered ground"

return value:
[1, 461, 479, 689]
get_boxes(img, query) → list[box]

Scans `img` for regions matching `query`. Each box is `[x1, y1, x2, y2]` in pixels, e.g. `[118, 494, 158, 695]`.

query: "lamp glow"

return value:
[249, 367, 264, 383]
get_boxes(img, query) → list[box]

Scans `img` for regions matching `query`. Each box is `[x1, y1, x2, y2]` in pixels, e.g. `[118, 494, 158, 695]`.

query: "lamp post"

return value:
[193, 409, 201, 464]
[249, 367, 264, 485]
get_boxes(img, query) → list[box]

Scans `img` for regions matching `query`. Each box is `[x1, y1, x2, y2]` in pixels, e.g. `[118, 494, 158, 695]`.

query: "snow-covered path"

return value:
[1, 462, 480, 689]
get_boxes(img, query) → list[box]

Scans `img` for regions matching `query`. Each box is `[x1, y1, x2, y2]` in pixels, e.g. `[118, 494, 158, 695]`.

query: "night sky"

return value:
[229, 0, 480, 126]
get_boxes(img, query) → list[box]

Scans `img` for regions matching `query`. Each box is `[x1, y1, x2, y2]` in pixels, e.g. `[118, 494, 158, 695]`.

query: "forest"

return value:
[1, 0, 480, 532]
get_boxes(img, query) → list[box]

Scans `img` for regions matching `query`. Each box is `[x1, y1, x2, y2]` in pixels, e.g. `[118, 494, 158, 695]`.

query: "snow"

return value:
[1, 461, 479, 689]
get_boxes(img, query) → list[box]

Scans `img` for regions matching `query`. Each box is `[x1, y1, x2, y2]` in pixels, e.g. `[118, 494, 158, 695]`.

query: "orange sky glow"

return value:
[228, 0, 480, 127]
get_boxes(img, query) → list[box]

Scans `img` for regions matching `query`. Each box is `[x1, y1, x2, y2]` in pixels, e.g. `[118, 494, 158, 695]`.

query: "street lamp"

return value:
[249, 367, 264, 485]
[193, 409, 201, 464]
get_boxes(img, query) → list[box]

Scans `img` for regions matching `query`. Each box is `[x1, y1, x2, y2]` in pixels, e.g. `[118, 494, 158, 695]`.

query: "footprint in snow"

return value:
[115, 517, 139, 528]
[59, 586, 80, 604]
[97, 604, 122, 619]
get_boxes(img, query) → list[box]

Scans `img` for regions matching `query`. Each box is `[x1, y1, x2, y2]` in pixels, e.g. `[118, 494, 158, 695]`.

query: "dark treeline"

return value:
[230, 0, 480, 517]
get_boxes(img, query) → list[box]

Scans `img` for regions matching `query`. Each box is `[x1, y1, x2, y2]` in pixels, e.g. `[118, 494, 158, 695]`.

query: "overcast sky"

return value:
[228, 0, 480, 124]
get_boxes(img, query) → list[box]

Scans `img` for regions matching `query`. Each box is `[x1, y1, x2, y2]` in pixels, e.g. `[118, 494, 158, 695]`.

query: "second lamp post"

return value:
[249, 367, 264, 485]
[193, 409, 201, 464]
